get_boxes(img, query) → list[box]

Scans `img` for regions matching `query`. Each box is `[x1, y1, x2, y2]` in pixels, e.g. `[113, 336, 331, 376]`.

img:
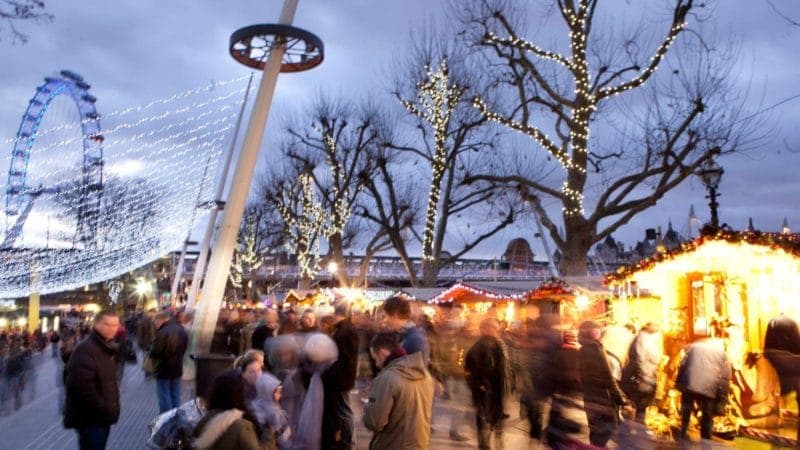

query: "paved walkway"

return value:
[0, 348, 178, 450]
[1, 346, 790, 449]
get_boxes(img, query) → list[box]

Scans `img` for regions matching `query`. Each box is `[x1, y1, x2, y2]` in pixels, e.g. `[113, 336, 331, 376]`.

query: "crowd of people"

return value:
[51, 295, 800, 450]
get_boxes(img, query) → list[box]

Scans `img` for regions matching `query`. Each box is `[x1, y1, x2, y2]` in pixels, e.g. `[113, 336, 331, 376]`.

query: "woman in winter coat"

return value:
[250, 373, 291, 450]
[192, 370, 272, 450]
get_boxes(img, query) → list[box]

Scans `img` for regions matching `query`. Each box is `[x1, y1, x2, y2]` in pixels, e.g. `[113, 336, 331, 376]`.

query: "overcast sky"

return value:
[1, 0, 798, 263]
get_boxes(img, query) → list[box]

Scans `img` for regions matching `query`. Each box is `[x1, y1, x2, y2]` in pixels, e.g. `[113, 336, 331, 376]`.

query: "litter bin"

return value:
[192, 353, 235, 402]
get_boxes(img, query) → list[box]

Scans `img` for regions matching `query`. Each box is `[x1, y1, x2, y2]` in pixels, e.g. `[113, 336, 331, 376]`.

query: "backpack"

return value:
[147, 399, 204, 449]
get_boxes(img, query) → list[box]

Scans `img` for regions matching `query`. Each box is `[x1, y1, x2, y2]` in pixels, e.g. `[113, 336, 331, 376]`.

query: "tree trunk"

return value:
[558, 217, 595, 277]
[297, 276, 312, 290]
[327, 233, 348, 287]
[421, 259, 439, 288]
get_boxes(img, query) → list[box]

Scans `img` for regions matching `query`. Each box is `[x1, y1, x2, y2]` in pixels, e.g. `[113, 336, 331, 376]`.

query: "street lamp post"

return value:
[189, 0, 324, 356]
[696, 157, 724, 228]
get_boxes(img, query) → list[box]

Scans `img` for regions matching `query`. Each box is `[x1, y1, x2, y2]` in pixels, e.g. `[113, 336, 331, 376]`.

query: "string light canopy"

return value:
[0, 74, 252, 297]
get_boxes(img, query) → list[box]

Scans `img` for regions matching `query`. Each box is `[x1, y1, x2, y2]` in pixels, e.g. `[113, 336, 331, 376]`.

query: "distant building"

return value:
[502, 238, 536, 271]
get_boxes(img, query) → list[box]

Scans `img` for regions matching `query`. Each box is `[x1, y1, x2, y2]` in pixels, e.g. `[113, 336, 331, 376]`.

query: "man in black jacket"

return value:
[63, 309, 121, 450]
[321, 302, 360, 449]
[150, 310, 188, 413]
[465, 318, 509, 450]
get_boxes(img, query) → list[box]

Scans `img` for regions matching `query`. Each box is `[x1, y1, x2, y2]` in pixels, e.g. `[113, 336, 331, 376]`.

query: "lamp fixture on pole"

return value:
[696, 157, 724, 228]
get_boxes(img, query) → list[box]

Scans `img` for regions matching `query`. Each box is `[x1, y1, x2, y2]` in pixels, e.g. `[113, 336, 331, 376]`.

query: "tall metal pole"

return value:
[533, 210, 560, 278]
[185, 73, 255, 312]
[708, 187, 720, 228]
[169, 240, 190, 303]
[190, 0, 299, 354]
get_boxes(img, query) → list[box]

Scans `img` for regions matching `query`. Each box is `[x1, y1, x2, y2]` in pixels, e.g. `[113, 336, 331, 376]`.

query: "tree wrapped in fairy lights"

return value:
[280, 97, 385, 286]
[457, 0, 762, 276]
[391, 47, 519, 287]
[269, 170, 327, 288]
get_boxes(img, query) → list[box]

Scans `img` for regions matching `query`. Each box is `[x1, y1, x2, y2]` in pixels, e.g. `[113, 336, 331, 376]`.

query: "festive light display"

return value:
[400, 61, 464, 262]
[429, 282, 524, 305]
[475, 2, 690, 218]
[229, 212, 264, 291]
[0, 75, 252, 297]
[319, 130, 351, 237]
[603, 228, 800, 285]
[274, 172, 327, 279]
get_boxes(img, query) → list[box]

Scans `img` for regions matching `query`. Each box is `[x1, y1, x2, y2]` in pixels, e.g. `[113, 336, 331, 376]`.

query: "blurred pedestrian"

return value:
[545, 329, 590, 449]
[253, 309, 279, 352]
[621, 322, 662, 423]
[321, 302, 359, 450]
[465, 318, 509, 450]
[675, 333, 732, 443]
[192, 370, 265, 450]
[364, 332, 434, 450]
[137, 309, 156, 353]
[381, 296, 430, 365]
[577, 320, 628, 448]
[150, 310, 189, 413]
[63, 310, 121, 450]
[524, 310, 562, 441]
[762, 315, 800, 445]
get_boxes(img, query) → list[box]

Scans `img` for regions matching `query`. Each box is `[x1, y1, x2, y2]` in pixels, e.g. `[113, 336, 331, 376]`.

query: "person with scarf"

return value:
[191, 370, 267, 450]
[292, 332, 338, 450]
[364, 331, 434, 450]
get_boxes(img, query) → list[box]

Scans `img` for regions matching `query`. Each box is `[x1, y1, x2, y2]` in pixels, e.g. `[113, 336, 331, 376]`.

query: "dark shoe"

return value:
[449, 432, 469, 442]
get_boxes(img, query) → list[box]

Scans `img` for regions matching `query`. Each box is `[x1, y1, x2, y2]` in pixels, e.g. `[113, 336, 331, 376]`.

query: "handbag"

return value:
[142, 354, 155, 374]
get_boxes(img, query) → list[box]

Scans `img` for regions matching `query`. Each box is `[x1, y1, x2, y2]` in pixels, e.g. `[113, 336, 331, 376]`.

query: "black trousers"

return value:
[321, 390, 355, 450]
[680, 391, 715, 439]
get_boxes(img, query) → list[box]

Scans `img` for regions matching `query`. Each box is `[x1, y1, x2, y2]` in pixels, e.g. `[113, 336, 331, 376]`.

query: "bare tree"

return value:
[264, 166, 327, 290]
[389, 27, 520, 287]
[229, 203, 283, 301]
[1, 0, 51, 44]
[280, 96, 387, 286]
[356, 141, 422, 285]
[456, 0, 762, 275]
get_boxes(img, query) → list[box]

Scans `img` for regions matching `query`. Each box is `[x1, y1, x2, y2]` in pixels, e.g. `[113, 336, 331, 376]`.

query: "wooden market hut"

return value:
[429, 282, 528, 323]
[604, 228, 800, 435]
[604, 229, 800, 353]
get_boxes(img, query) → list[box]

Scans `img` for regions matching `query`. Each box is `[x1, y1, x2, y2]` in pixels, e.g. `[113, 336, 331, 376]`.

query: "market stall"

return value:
[429, 282, 528, 326]
[604, 229, 800, 446]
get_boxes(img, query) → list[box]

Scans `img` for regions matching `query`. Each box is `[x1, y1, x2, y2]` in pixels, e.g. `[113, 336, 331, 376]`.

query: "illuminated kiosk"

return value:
[604, 228, 800, 446]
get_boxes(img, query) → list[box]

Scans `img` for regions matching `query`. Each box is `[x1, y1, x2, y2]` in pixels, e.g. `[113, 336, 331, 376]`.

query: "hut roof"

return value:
[604, 227, 800, 285]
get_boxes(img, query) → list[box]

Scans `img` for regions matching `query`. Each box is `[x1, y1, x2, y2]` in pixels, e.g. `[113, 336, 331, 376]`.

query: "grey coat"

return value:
[676, 338, 731, 400]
